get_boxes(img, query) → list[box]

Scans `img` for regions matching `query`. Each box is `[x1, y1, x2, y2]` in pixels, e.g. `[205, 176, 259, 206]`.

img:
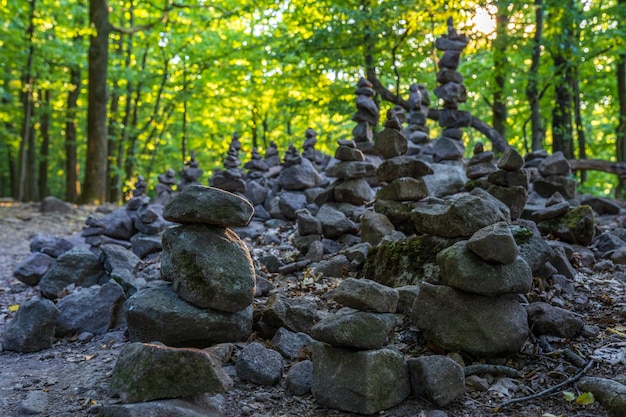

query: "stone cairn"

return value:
[526, 150, 577, 200]
[242, 147, 271, 219]
[410, 189, 532, 356]
[210, 145, 247, 194]
[368, 109, 433, 236]
[466, 142, 497, 180]
[432, 18, 470, 163]
[153, 168, 177, 205]
[324, 139, 375, 206]
[404, 83, 432, 156]
[264, 140, 281, 169]
[278, 144, 323, 192]
[466, 146, 530, 220]
[302, 127, 329, 171]
[352, 77, 379, 154]
[124, 185, 256, 347]
[178, 150, 203, 190]
[311, 278, 410, 415]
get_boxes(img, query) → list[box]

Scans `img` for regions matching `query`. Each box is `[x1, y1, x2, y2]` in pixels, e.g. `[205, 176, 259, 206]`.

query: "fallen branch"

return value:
[538, 335, 587, 368]
[568, 159, 626, 180]
[494, 360, 595, 412]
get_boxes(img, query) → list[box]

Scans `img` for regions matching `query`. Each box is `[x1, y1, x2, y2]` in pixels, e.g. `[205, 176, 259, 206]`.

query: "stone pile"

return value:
[302, 127, 329, 170]
[404, 83, 432, 156]
[410, 194, 532, 355]
[264, 140, 282, 169]
[528, 151, 577, 200]
[278, 144, 323, 191]
[311, 278, 411, 415]
[124, 185, 256, 347]
[432, 18, 470, 163]
[242, 147, 271, 221]
[466, 146, 529, 219]
[367, 110, 433, 236]
[351, 77, 379, 154]
[323, 139, 376, 206]
[153, 168, 177, 205]
[210, 146, 247, 194]
[178, 150, 203, 190]
[465, 142, 497, 180]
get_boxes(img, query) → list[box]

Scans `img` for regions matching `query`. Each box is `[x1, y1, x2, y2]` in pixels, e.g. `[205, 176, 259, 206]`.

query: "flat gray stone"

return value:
[330, 277, 399, 313]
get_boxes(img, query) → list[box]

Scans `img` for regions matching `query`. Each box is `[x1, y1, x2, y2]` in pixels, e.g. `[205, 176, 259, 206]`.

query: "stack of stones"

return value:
[278, 144, 323, 191]
[467, 147, 529, 220]
[352, 78, 380, 154]
[324, 139, 376, 206]
[302, 127, 328, 170]
[211, 146, 247, 194]
[372, 110, 434, 234]
[243, 147, 271, 219]
[410, 203, 532, 355]
[404, 83, 431, 156]
[244, 147, 269, 178]
[265, 141, 282, 170]
[294, 208, 324, 260]
[530, 151, 577, 200]
[465, 142, 497, 180]
[154, 168, 177, 205]
[178, 151, 203, 190]
[311, 278, 410, 415]
[124, 185, 256, 347]
[432, 18, 470, 163]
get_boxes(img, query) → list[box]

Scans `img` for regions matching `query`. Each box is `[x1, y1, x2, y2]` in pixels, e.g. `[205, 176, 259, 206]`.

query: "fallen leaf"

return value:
[563, 391, 576, 402]
[8, 304, 19, 312]
[576, 391, 595, 405]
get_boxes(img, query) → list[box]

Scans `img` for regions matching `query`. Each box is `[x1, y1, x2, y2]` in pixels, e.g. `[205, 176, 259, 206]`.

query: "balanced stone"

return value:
[377, 155, 433, 182]
[161, 224, 255, 313]
[331, 277, 399, 313]
[311, 311, 397, 350]
[325, 161, 376, 179]
[163, 185, 254, 227]
[377, 177, 429, 201]
[466, 221, 520, 265]
[374, 109, 408, 159]
[498, 147, 525, 171]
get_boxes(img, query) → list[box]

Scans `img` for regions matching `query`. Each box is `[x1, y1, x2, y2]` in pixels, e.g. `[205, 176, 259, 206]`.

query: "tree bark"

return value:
[65, 66, 80, 202]
[526, 0, 545, 151]
[80, 0, 112, 203]
[569, 159, 626, 182]
[38, 89, 51, 200]
[106, 33, 124, 203]
[492, 0, 509, 139]
[616, 0, 626, 198]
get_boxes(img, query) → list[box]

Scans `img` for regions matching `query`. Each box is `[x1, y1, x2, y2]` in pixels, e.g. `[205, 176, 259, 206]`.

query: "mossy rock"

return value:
[363, 235, 459, 287]
[537, 205, 595, 246]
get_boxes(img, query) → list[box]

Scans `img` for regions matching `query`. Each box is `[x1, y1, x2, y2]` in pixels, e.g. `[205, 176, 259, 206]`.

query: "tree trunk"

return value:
[616, 0, 626, 198]
[106, 34, 123, 203]
[492, 1, 509, 139]
[26, 98, 37, 201]
[65, 66, 80, 202]
[80, 0, 111, 204]
[526, 0, 545, 151]
[18, 0, 36, 201]
[572, 63, 587, 183]
[38, 89, 51, 200]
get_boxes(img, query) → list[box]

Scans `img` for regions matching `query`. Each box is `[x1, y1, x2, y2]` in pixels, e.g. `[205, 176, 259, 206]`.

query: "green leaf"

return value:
[576, 392, 595, 405]
[563, 391, 576, 402]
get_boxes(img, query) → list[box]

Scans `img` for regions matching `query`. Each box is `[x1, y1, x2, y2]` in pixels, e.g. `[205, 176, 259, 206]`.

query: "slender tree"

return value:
[526, 0, 545, 151]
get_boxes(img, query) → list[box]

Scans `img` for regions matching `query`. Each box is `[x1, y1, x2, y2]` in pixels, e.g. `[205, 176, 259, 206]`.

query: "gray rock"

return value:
[334, 178, 375, 205]
[2, 298, 58, 353]
[98, 397, 223, 417]
[411, 193, 509, 238]
[285, 360, 313, 396]
[316, 204, 358, 239]
[305, 240, 324, 262]
[13, 252, 54, 286]
[55, 281, 126, 336]
[101, 208, 137, 240]
[378, 177, 429, 201]
[531, 201, 570, 222]
[513, 225, 556, 273]
[330, 277, 399, 313]
[109, 342, 232, 403]
[261, 293, 318, 334]
[580, 196, 621, 215]
[593, 232, 626, 254]
[482, 184, 528, 220]
[527, 302, 584, 338]
[534, 175, 577, 199]
[163, 184, 254, 227]
[279, 192, 308, 220]
[325, 161, 377, 179]
[311, 311, 397, 349]
[335, 145, 365, 161]
[432, 137, 465, 162]
[161, 225, 255, 313]
[270, 327, 314, 359]
[296, 209, 323, 236]
[497, 147, 525, 171]
[377, 156, 433, 183]
[311, 254, 350, 278]
[360, 211, 395, 246]
[467, 222, 520, 265]
[30, 233, 75, 258]
[100, 244, 142, 294]
[537, 205, 595, 246]
[39, 246, 108, 299]
[130, 233, 162, 259]
[373, 127, 408, 159]
[235, 342, 283, 386]
[437, 241, 532, 296]
[278, 158, 323, 190]
[538, 151, 571, 176]
[312, 343, 410, 415]
[412, 283, 529, 355]
[18, 390, 49, 414]
[396, 285, 421, 315]
[407, 355, 465, 406]
[125, 282, 252, 347]
[243, 181, 270, 206]
[40, 196, 73, 214]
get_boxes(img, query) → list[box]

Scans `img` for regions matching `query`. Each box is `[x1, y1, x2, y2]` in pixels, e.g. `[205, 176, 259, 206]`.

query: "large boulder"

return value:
[160, 225, 255, 313]
[407, 355, 465, 407]
[109, 342, 232, 403]
[312, 343, 411, 415]
[537, 205, 595, 246]
[412, 283, 529, 355]
[311, 311, 397, 350]
[2, 298, 58, 352]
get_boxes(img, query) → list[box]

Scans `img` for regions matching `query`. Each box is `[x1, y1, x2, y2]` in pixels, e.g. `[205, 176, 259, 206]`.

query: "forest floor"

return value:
[0, 200, 624, 417]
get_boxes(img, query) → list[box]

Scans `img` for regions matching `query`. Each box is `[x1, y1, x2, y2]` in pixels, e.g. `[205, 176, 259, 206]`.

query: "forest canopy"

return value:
[1, 0, 626, 203]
